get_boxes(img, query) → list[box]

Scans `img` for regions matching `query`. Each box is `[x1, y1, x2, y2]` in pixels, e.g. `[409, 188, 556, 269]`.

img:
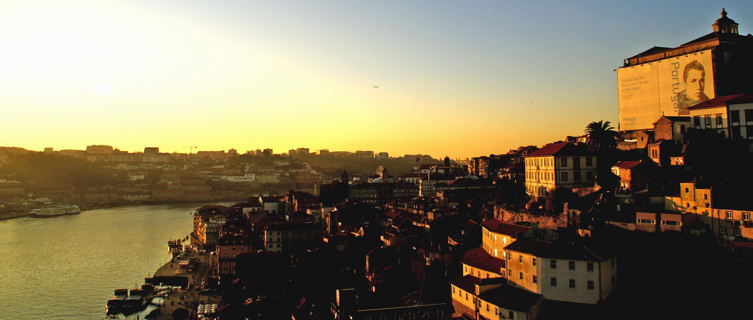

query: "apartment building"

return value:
[462, 220, 530, 280]
[504, 239, 617, 304]
[450, 276, 543, 320]
[524, 142, 596, 198]
[263, 222, 321, 252]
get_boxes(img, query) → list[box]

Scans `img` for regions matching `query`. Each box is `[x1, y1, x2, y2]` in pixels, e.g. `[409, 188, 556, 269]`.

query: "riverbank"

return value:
[0, 199, 241, 222]
[0, 211, 29, 220]
[150, 247, 220, 319]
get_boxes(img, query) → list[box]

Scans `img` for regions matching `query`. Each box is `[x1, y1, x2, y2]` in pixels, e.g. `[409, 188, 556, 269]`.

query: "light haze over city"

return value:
[2, 0, 751, 158]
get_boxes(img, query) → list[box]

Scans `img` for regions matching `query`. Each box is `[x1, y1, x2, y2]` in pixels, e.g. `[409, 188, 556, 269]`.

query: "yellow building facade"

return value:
[524, 142, 597, 198]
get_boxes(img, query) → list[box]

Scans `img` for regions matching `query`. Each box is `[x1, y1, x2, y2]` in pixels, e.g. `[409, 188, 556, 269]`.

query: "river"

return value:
[0, 203, 217, 319]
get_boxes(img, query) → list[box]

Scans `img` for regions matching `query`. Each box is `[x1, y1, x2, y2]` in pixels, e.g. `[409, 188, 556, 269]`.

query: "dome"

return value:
[712, 8, 738, 35]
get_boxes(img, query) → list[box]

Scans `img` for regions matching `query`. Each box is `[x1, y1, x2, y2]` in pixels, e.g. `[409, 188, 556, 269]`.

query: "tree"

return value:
[585, 120, 621, 188]
[585, 120, 620, 153]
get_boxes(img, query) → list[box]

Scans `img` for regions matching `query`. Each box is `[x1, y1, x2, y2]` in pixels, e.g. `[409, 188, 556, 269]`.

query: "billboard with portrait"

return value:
[617, 49, 715, 131]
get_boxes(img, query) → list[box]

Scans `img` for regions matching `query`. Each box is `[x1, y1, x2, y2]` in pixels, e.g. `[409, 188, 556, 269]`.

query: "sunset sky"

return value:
[1, 0, 751, 159]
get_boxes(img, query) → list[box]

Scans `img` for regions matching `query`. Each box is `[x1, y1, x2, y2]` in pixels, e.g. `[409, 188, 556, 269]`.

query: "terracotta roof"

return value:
[449, 275, 481, 293]
[526, 142, 590, 158]
[478, 285, 542, 312]
[503, 239, 552, 256]
[481, 219, 531, 237]
[687, 93, 750, 110]
[613, 160, 643, 170]
[461, 248, 505, 274]
[505, 239, 608, 261]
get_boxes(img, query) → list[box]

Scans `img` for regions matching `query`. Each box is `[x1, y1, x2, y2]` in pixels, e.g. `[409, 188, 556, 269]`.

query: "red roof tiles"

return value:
[481, 219, 531, 237]
[526, 142, 590, 158]
[461, 247, 505, 274]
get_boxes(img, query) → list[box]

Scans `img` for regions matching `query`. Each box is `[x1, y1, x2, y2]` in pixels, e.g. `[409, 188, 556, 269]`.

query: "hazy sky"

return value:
[1, 1, 750, 158]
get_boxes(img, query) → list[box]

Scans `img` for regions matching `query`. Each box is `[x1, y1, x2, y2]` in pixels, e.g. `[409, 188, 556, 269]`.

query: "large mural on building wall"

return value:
[618, 49, 715, 131]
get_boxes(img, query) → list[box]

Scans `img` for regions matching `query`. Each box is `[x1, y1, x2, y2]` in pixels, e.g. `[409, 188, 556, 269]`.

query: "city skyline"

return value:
[2, 1, 751, 158]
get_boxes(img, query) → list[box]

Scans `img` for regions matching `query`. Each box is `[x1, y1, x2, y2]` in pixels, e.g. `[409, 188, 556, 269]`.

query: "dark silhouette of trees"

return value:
[585, 120, 621, 189]
[585, 120, 620, 153]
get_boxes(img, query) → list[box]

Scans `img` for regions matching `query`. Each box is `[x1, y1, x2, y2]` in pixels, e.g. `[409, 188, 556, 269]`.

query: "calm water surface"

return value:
[0, 204, 213, 319]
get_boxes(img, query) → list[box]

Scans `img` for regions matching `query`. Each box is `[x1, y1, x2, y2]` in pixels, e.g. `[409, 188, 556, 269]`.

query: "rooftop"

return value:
[449, 274, 481, 293]
[461, 247, 505, 274]
[612, 160, 643, 170]
[526, 142, 590, 158]
[688, 93, 753, 110]
[478, 285, 542, 312]
[481, 219, 531, 237]
[505, 239, 608, 261]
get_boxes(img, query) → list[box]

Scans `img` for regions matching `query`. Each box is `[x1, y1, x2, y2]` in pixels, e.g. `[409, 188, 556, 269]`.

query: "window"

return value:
[726, 211, 733, 219]
[507, 252, 511, 260]
[486, 302, 489, 311]
[587, 280, 594, 290]
[532, 257, 537, 266]
[519, 272, 523, 280]
[533, 275, 537, 283]
[680, 124, 686, 134]
[550, 277, 557, 286]
[560, 157, 567, 167]
[519, 255, 522, 263]
[587, 262, 593, 272]
[693, 116, 701, 128]
[746, 109, 753, 122]
[743, 212, 750, 221]
[508, 270, 512, 277]
[509, 311, 514, 319]
[586, 156, 593, 166]
[704, 115, 712, 127]
[747, 125, 753, 139]
[569, 279, 575, 288]
[452, 286, 455, 294]
[569, 261, 575, 270]
[494, 249, 498, 257]
[551, 259, 557, 269]
[716, 114, 723, 126]
[732, 126, 743, 139]
[561, 172, 568, 182]
[731, 110, 740, 123]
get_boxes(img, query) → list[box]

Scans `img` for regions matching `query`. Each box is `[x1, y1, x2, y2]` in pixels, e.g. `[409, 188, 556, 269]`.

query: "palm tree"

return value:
[585, 120, 621, 190]
[585, 120, 620, 153]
